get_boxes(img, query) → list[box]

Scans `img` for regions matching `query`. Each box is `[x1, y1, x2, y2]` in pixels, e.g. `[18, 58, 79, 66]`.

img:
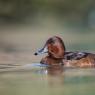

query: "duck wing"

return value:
[64, 51, 89, 60]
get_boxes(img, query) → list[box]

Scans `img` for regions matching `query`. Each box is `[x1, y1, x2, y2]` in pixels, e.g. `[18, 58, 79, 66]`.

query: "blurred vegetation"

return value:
[0, 0, 95, 56]
[0, 0, 95, 27]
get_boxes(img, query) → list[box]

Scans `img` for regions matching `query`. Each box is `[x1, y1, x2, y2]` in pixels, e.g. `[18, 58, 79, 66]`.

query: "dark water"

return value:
[0, 63, 95, 95]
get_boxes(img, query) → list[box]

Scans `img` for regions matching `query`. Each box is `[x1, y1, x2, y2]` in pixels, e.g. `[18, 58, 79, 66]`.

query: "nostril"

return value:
[34, 53, 38, 55]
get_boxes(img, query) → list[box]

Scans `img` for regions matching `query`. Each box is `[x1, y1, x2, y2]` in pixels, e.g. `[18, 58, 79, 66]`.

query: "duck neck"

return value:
[48, 53, 63, 60]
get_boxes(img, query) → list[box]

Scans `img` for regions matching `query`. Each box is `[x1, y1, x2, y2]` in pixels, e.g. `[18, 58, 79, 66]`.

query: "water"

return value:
[0, 63, 95, 95]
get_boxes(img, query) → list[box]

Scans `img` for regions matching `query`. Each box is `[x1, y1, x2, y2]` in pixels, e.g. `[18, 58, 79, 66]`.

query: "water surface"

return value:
[0, 64, 95, 95]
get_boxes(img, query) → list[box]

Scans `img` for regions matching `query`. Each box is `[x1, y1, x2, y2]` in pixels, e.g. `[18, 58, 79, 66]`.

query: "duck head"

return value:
[34, 36, 65, 59]
[35, 36, 65, 64]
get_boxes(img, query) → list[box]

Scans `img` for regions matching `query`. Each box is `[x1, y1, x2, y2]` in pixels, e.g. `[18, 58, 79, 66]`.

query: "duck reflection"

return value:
[44, 65, 64, 87]
[46, 65, 64, 76]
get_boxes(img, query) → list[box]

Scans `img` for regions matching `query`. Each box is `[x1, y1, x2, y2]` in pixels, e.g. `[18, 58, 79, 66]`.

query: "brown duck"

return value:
[34, 36, 95, 68]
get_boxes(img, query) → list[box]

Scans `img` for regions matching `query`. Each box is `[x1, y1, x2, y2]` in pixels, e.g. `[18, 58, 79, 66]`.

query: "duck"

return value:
[34, 36, 95, 68]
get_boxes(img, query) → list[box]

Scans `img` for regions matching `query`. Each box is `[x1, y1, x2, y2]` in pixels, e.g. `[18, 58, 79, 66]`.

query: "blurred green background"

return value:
[0, 0, 95, 63]
[0, 1, 95, 95]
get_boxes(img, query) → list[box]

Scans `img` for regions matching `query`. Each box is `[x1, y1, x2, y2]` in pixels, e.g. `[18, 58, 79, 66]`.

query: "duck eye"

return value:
[51, 49, 54, 52]
[48, 45, 59, 54]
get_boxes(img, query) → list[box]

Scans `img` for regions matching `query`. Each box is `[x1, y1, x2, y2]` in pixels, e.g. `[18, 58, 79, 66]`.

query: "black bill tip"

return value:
[34, 53, 38, 55]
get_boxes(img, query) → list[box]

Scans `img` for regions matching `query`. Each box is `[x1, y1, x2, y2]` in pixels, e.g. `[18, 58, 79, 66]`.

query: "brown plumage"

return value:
[34, 36, 95, 68]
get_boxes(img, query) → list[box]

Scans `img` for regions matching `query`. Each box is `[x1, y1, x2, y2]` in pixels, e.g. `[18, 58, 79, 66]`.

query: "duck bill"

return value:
[34, 46, 48, 55]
